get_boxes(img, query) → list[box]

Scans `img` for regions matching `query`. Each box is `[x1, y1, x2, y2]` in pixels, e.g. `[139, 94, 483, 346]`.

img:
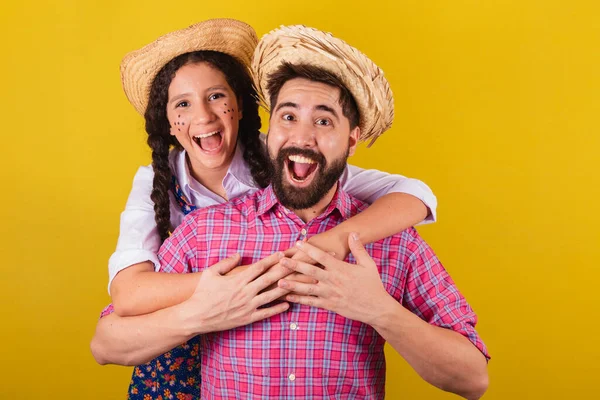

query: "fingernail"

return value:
[295, 241, 303, 248]
[279, 280, 289, 288]
[281, 258, 290, 267]
[277, 251, 284, 258]
[351, 232, 359, 241]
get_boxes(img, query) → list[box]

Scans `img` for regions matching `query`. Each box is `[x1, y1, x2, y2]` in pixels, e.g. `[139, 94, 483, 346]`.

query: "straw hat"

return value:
[121, 18, 258, 115]
[252, 25, 394, 146]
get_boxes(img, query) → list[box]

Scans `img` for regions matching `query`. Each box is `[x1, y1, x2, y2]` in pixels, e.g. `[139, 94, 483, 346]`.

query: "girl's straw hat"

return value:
[121, 18, 258, 115]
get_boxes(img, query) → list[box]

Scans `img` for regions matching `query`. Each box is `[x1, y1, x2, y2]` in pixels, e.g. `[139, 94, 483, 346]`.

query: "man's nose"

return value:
[288, 122, 316, 148]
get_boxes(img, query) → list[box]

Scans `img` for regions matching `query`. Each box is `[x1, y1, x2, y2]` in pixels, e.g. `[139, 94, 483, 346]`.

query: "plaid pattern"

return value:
[159, 185, 489, 399]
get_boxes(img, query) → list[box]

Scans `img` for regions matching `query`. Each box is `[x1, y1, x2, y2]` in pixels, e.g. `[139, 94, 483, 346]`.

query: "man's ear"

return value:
[348, 126, 360, 156]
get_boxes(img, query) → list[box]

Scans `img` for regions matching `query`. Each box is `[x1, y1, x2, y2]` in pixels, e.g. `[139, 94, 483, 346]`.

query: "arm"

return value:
[107, 165, 213, 316]
[303, 165, 437, 259]
[279, 236, 489, 400]
[108, 165, 199, 316]
[110, 262, 202, 316]
[92, 252, 293, 366]
[90, 303, 198, 366]
[371, 297, 488, 400]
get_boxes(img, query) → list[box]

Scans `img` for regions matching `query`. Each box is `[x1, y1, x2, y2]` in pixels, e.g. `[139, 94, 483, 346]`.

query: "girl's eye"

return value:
[176, 101, 189, 108]
[316, 118, 331, 126]
[209, 93, 225, 101]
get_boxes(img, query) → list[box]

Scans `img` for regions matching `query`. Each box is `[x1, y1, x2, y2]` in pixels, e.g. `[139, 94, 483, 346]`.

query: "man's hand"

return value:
[181, 252, 293, 334]
[278, 233, 391, 325]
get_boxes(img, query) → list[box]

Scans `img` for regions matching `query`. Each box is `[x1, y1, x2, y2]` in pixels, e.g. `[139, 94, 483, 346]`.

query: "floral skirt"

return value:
[127, 336, 201, 400]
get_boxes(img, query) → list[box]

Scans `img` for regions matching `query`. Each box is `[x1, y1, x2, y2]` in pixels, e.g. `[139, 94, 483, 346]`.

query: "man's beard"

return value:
[268, 146, 348, 210]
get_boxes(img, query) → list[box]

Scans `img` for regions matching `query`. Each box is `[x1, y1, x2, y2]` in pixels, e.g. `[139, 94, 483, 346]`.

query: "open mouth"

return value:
[192, 130, 222, 152]
[285, 154, 319, 184]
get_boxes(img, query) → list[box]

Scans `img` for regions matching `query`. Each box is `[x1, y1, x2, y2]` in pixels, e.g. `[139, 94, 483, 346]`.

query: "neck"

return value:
[291, 184, 338, 223]
[187, 156, 232, 201]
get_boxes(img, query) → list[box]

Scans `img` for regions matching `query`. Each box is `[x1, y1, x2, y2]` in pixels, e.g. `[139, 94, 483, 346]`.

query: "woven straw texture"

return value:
[121, 18, 258, 115]
[252, 25, 394, 146]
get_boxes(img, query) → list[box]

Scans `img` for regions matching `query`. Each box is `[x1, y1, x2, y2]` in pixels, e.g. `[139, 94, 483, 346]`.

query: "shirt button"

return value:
[276, 212, 282, 218]
[288, 373, 296, 381]
[290, 323, 298, 330]
[300, 228, 307, 236]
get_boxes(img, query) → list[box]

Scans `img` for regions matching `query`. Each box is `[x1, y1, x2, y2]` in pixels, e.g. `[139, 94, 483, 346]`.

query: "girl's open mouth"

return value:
[193, 130, 222, 152]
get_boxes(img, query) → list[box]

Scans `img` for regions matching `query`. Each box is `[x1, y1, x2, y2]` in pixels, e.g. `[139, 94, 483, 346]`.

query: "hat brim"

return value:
[121, 18, 258, 115]
[252, 25, 394, 146]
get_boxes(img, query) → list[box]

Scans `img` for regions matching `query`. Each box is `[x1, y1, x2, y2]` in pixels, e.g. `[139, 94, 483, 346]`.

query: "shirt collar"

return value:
[172, 142, 255, 195]
[227, 141, 256, 187]
[256, 182, 355, 221]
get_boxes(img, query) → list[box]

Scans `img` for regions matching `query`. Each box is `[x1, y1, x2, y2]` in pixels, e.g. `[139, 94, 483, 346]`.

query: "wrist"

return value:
[368, 293, 405, 330]
[309, 229, 349, 260]
[176, 300, 209, 338]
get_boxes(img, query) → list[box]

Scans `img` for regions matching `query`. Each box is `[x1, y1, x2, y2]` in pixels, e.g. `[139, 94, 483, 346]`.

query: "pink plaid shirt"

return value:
[158, 185, 489, 399]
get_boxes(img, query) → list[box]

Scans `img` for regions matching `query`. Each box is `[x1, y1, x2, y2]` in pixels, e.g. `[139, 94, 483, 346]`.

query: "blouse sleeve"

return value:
[339, 164, 438, 224]
[107, 166, 162, 294]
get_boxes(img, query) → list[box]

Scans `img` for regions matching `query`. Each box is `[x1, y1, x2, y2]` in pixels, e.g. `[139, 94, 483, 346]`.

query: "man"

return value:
[159, 25, 489, 399]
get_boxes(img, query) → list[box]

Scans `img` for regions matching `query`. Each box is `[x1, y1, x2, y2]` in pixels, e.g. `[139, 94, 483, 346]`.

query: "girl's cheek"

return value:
[170, 113, 189, 133]
[222, 103, 236, 121]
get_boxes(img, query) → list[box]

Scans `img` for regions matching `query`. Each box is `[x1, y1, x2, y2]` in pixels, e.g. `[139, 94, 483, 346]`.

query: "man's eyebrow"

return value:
[315, 104, 339, 119]
[206, 85, 228, 92]
[274, 102, 298, 112]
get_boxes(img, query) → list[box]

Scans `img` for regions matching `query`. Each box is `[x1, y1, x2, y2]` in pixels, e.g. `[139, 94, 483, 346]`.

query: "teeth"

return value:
[288, 155, 316, 164]
[194, 130, 220, 139]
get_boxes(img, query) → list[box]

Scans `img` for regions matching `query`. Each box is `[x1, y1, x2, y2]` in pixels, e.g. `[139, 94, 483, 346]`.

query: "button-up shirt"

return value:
[107, 144, 438, 292]
[158, 185, 488, 400]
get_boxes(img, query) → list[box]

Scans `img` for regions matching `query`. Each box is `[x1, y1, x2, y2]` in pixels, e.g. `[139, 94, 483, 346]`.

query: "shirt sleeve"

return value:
[107, 166, 162, 294]
[99, 304, 114, 319]
[339, 164, 438, 224]
[157, 213, 199, 274]
[400, 229, 490, 360]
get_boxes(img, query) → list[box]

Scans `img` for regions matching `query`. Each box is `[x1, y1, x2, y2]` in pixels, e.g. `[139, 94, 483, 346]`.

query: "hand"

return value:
[290, 230, 350, 265]
[181, 252, 293, 334]
[278, 233, 391, 325]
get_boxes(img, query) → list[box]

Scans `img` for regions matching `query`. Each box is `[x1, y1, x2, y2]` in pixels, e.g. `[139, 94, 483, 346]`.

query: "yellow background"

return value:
[1, 0, 598, 398]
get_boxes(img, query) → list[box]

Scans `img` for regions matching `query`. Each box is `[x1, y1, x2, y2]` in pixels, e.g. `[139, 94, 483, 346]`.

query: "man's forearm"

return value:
[90, 304, 198, 366]
[371, 297, 489, 400]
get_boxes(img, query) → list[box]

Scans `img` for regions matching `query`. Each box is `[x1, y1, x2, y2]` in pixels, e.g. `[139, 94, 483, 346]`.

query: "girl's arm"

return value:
[305, 164, 437, 259]
[107, 165, 206, 316]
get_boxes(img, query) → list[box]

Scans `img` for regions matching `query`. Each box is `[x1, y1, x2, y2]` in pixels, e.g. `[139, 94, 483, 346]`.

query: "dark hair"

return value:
[266, 62, 360, 129]
[145, 51, 269, 242]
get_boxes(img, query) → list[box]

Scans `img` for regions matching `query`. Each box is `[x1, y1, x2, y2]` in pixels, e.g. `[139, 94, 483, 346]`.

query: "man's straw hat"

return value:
[252, 25, 394, 146]
[121, 18, 258, 115]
